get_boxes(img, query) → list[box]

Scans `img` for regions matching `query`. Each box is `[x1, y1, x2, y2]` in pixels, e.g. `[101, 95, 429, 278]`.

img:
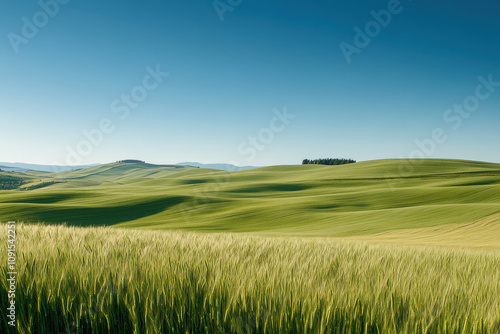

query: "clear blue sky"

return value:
[1, 0, 499, 166]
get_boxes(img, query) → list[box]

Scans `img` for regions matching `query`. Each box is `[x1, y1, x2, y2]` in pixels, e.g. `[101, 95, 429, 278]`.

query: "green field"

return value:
[1, 159, 500, 239]
[1, 159, 500, 333]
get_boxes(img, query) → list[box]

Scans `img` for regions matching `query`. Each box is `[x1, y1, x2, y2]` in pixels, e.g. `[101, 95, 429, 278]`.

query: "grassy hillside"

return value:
[353, 212, 500, 249]
[1, 224, 499, 333]
[2, 161, 499, 333]
[1, 159, 500, 241]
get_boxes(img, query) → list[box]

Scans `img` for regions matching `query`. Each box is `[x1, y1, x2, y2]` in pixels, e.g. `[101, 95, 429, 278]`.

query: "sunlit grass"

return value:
[1, 223, 499, 333]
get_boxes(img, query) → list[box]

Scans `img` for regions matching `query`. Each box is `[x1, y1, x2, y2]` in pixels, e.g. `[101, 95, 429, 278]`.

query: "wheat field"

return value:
[1, 223, 499, 333]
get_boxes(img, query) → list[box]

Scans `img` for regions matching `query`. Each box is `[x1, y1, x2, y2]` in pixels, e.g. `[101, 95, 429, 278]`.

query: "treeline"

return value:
[117, 160, 145, 163]
[302, 158, 356, 166]
[0, 175, 25, 190]
[20, 181, 58, 191]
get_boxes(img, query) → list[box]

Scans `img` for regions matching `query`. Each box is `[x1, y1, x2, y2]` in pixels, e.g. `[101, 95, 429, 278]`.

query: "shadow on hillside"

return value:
[228, 183, 311, 193]
[3, 193, 85, 204]
[11, 196, 187, 227]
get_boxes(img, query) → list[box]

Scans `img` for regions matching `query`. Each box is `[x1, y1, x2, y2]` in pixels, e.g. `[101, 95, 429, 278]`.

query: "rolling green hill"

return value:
[2, 159, 500, 333]
[1, 159, 500, 243]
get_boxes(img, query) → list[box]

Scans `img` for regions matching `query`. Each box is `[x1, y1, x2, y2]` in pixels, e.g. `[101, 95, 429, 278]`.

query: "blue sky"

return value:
[1, 0, 499, 166]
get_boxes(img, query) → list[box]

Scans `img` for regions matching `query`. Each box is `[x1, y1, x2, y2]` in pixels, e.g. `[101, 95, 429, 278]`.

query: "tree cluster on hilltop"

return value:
[302, 158, 356, 166]
[117, 160, 145, 163]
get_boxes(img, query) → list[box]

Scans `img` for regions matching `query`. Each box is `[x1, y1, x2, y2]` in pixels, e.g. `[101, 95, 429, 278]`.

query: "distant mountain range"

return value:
[0, 161, 260, 173]
[177, 162, 260, 171]
[0, 162, 99, 173]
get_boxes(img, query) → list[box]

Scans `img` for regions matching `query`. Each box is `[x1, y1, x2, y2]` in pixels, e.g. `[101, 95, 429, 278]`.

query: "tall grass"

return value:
[1, 223, 499, 333]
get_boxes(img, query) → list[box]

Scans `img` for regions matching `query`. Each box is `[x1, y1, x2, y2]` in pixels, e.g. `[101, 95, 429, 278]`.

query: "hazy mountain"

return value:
[177, 162, 259, 171]
[0, 162, 100, 173]
[0, 161, 259, 173]
[0, 165, 31, 172]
